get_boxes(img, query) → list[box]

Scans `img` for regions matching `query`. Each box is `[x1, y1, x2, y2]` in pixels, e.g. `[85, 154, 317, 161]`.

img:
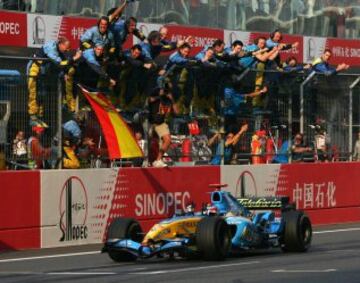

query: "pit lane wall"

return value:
[1, 163, 360, 250]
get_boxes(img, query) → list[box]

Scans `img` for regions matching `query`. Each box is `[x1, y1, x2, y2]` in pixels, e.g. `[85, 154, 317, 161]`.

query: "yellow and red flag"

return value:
[80, 85, 143, 159]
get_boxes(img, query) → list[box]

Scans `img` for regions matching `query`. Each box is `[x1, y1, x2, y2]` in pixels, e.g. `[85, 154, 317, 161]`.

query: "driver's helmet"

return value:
[185, 202, 195, 214]
[206, 204, 218, 216]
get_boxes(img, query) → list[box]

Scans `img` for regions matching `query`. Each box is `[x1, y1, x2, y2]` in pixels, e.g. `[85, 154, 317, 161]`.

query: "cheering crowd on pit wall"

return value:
[5, 0, 354, 170]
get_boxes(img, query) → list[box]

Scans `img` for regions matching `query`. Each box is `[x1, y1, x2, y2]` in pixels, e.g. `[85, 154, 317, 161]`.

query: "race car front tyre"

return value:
[281, 211, 312, 252]
[196, 217, 231, 260]
[107, 218, 143, 262]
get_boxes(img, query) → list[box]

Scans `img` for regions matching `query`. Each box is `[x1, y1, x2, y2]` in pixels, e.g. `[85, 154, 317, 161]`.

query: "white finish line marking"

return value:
[271, 269, 337, 273]
[48, 272, 116, 276]
[0, 251, 100, 263]
[129, 261, 260, 275]
[313, 227, 360, 234]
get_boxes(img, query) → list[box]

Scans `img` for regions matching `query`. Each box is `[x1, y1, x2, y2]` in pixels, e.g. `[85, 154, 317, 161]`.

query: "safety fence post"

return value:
[57, 77, 63, 169]
[300, 71, 316, 134]
[348, 76, 360, 161]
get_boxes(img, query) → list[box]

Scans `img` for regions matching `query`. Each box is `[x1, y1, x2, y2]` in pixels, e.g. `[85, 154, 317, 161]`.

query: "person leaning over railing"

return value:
[27, 37, 82, 126]
[283, 56, 312, 73]
[107, 0, 145, 54]
[239, 37, 279, 112]
[266, 29, 299, 67]
[312, 49, 350, 75]
[116, 44, 153, 108]
[80, 16, 115, 54]
[75, 43, 116, 90]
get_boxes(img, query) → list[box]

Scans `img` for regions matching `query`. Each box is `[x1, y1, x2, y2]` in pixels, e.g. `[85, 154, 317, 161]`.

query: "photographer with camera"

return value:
[148, 82, 179, 168]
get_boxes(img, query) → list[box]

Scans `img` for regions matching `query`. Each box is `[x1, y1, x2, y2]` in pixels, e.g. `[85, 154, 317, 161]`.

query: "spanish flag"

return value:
[80, 85, 143, 159]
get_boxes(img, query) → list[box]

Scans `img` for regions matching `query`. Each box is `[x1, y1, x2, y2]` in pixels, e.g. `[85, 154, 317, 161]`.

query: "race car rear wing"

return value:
[236, 196, 295, 210]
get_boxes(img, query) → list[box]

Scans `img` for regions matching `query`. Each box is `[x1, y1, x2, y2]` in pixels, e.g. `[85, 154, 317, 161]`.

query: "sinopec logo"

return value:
[235, 170, 258, 198]
[59, 176, 88, 242]
[32, 16, 45, 45]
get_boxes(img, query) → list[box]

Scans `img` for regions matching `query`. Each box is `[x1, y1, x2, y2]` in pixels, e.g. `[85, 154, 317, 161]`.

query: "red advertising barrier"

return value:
[0, 11, 27, 47]
[278, 162, 360, 225]
[0, 171, 40, 251]
[325, 38, 360, 66]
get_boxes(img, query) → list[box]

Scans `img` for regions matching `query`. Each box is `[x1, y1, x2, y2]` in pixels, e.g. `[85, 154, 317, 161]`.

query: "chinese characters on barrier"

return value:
[293, 182, 336, 209]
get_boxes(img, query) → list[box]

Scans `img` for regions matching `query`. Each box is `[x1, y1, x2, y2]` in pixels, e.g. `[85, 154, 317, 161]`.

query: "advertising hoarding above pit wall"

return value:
[0, 10, 359, 66]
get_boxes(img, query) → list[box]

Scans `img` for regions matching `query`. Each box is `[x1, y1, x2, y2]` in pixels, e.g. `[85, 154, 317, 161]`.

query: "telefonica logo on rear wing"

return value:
[237, 197, 289, 209]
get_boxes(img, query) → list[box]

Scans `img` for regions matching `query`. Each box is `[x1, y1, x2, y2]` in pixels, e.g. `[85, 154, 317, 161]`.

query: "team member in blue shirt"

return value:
[312, 49, 349, 75]
[76, 43, 116, 90]
[27, 37, 82, 124]
[80, 16, 116, 56]
[164, 43, 198, 108]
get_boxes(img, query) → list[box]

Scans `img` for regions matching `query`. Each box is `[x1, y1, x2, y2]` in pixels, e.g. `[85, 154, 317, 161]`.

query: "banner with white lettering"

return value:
[0, 11, 27, 47]
[165, 24, 224, 55]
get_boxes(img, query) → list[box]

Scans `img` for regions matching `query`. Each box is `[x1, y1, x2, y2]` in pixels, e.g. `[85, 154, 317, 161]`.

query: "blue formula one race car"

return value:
[103, 186, 312, 261]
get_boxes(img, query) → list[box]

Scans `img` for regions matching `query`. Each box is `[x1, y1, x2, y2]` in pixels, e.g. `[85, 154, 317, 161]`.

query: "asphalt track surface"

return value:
[0, 223, 360, 283]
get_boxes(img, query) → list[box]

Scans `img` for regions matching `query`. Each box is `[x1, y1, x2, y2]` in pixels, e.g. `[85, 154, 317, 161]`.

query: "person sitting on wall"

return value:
[312, 49, 350, 75]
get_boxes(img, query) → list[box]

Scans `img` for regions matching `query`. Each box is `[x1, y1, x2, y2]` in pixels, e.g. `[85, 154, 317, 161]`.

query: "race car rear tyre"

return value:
[196, 217, 231, 260]
[281, 211, 312, 252]
[107, 218, 143, 262]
